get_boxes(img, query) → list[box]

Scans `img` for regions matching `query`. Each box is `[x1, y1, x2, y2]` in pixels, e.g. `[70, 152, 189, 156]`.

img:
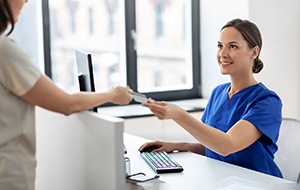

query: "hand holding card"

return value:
[132, 92, 147, 103]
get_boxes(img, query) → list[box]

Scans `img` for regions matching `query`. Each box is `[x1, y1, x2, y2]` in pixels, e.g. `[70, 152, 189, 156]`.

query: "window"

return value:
[126, 0, 201, 101]
[107, 9, 115, 35]
[10, 0, 43, 70]
[68, 1, 78, 34]
[45, 0, 123, 92]
[155, 3, 164, 38]
[88, 8, 94, 34]
[42, 0, 201, 103]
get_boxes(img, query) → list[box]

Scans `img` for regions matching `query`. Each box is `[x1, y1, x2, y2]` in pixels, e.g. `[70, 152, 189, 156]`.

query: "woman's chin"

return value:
[220, 69, 230, 75]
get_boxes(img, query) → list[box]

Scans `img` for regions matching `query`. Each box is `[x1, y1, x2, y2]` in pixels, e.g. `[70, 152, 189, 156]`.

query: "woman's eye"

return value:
[217, 44, 223, 49]
[230, 45, 237, 49]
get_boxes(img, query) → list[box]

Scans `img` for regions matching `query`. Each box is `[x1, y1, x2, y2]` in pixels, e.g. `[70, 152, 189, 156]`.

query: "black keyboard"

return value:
[141, 151, 184, 174]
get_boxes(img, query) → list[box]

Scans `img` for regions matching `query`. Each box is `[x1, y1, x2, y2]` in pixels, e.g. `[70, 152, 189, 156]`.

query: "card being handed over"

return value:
[132, 92, 148, 103]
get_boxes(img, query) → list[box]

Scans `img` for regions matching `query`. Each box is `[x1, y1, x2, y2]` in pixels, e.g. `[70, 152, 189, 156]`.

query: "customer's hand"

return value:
[109, 86, 133, 105]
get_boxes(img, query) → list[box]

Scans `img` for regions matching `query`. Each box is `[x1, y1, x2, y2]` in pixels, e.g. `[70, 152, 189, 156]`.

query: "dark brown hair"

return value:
[222, 18, 264, 74]
[0, 0, 15, 36]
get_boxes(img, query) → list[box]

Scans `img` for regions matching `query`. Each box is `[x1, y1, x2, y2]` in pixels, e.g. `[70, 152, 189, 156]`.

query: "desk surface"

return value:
[124, 133, 300, 190]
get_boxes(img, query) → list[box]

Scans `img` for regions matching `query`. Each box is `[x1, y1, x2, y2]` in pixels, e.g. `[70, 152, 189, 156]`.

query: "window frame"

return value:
[41, 0, 52, 78]
[42, 0, 202, 104]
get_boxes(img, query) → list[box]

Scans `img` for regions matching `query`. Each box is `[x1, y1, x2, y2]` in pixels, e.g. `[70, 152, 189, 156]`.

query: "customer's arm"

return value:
[21, 75, 133, 115]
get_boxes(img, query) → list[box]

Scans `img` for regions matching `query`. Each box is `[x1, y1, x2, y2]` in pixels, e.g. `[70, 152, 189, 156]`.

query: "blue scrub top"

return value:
[201, 82, 282, 178]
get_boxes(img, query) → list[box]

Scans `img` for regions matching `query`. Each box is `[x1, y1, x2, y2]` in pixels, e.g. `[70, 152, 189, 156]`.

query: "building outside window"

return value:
[39, 0, 201, 103]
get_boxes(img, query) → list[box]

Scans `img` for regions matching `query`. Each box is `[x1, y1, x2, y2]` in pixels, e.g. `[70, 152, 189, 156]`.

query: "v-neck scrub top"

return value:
[201, 82, 283, 178]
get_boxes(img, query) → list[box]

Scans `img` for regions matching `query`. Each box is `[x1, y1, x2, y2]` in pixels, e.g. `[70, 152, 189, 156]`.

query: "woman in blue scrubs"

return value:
[140, 18, 283, 178]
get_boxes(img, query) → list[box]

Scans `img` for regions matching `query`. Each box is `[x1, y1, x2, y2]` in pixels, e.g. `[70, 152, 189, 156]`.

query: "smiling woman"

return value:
[218, 19, 263, 75]
[216, 20, 263, 96]
[140, 18, 283, 178]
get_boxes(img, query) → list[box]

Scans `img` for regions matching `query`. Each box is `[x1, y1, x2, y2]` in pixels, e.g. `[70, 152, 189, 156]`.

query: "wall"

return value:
[249, 0, 300, 119]
[200, 0, 300, 119]
[124, 112, 202, 142]
[200, 0, 249, 97]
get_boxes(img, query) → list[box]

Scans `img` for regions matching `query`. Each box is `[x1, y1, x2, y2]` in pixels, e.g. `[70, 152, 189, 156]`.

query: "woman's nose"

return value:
[219, 48, 228, 57]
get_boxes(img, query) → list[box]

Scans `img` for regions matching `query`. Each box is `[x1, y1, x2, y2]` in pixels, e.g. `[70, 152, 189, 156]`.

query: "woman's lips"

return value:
[220, 61, 233, 66]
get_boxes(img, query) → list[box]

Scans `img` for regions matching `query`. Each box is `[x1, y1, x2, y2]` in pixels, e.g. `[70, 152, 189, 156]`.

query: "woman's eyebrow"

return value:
[218, 41, 239, 45]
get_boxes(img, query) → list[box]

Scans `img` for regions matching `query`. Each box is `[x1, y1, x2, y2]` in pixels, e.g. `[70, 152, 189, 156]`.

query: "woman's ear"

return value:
[252, 46, 260, 59]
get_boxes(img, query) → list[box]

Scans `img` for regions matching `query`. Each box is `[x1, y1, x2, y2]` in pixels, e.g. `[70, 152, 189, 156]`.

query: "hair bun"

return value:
[253, 58, 264, 73]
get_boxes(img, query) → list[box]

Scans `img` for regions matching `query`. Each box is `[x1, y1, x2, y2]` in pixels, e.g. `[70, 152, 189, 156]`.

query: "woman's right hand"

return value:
[138, 141, 182, 153]
[142, 100, 185, 120]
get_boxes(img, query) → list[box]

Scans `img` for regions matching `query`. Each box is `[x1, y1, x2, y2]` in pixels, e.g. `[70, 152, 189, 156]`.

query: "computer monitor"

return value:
[75, 49, 98, 112]
[75, 50, 128, 154]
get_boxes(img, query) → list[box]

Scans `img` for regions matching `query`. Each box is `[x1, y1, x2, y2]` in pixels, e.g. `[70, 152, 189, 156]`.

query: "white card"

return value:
[132, 92, 147, 103]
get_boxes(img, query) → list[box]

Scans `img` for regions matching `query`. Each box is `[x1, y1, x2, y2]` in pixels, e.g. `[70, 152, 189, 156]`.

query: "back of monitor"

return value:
[35, 108, 126, 190]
